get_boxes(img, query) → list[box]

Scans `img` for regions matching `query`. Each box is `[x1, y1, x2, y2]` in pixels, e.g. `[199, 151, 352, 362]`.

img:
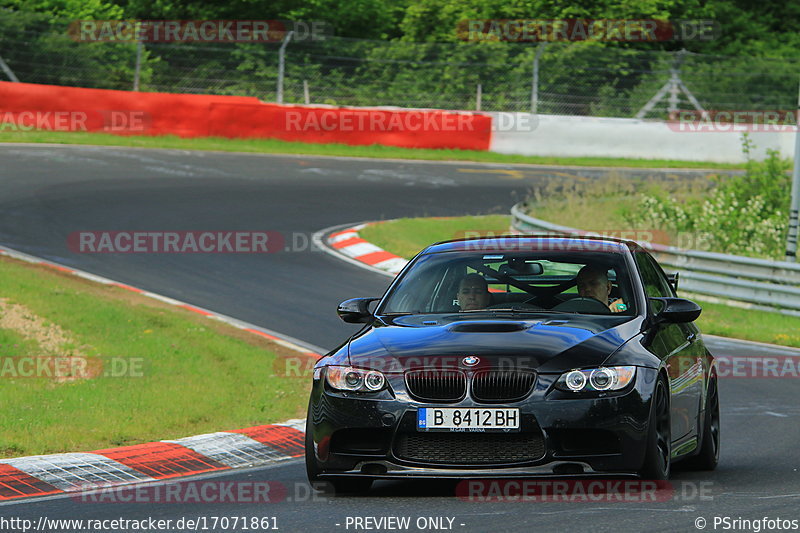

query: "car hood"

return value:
[347, 315, 642, 373]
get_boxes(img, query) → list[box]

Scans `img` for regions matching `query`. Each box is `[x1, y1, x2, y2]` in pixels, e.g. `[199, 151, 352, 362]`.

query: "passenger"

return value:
[576, 265, 627, 313]
[457, 273, 491, 311]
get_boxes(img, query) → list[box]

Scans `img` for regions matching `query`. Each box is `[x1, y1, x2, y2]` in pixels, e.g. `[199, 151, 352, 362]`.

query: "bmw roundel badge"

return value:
[462, 356, 480, 367]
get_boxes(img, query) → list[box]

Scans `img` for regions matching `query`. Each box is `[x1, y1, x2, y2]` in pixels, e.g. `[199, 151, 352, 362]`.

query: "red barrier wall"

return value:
[0, 82, 491, 151]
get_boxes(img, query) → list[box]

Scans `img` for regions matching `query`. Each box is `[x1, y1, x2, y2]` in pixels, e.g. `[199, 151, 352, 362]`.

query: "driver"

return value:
[457, 273, 491, 311]
[576, 265, 626, 313]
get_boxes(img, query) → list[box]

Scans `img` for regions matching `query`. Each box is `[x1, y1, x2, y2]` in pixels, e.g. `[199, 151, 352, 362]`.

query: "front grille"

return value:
[394, 432, 545, 464]
[405, 370, 466, 402]
[472, 370, 536, 402]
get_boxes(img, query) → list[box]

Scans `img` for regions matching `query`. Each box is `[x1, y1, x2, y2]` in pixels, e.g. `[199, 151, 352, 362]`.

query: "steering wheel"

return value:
[551, 297, 611, 314]
[521, 294, 562, 309]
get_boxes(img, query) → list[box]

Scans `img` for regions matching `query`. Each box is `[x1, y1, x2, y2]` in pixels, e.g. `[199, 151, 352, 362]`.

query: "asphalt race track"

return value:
[1, 144, 798, 532]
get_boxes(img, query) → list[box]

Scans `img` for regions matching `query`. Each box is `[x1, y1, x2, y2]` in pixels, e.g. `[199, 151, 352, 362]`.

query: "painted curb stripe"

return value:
[372, 257, 409, 273]
[339, 242, 382, 258]
[231, 426, 305, 458]
[331, 233, 367, 249]
[0, 453, 156, 492]
[180, 304, 214, 316]
[111, 282, 144, 293]
[329, 232, 359, 244]
[357, 250, 398, 266]
[324, 223, 408, 276]
[163, 432, 293, 469]
[94, 442, 229, 480]
[0, 464, 61, 499]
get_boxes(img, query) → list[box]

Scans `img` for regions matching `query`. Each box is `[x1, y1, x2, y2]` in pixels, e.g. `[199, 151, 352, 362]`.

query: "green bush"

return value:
[624, 135, 791, 258]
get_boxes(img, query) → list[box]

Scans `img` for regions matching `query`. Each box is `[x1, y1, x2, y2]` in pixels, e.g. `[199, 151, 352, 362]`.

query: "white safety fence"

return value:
[488, 113, 795, 163]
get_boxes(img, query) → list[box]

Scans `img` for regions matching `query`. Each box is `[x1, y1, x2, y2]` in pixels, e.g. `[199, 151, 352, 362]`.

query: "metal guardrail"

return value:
[510, 202, 800, 316]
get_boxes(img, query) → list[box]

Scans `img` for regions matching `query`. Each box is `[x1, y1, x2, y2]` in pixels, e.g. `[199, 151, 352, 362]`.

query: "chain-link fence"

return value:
[1, 11, 799, 118]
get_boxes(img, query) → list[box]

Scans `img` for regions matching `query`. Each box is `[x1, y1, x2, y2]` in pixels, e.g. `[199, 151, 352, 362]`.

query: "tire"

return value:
[683, 378, 720, 471]
[304, 407, 321, 485]
[305, 402, 373, 494]
[639, 375, 671, 480]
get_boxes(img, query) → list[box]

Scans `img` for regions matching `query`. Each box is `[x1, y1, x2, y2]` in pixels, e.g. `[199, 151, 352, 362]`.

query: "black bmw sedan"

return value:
[305, 236, 720, 492]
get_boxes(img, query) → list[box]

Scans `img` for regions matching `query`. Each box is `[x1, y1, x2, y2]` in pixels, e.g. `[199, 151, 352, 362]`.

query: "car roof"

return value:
[420, 234, 645, 255]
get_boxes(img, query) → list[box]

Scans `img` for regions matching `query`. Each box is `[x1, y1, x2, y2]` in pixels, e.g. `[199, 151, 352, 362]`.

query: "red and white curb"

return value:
[0, 244, 321, 501]
[0, 420, 305, 501]
[315, 223, 407, 278]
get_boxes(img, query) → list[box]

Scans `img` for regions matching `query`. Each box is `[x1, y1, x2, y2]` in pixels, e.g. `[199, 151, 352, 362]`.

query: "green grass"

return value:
[684, 297, 800, 347]
[0, 256, 311, 458]
[361, 216, 800, 349]
[359, 215, 512, 258]
[524, 172, 713, 247]
[0, 129, 745, 169]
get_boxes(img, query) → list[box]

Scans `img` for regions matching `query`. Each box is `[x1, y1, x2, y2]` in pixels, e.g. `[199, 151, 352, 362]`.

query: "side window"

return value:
[634, 251, 673, 298]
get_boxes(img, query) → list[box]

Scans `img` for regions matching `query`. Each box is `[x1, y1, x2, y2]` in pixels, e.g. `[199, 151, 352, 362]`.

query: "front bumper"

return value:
[307, 367, 658, 478]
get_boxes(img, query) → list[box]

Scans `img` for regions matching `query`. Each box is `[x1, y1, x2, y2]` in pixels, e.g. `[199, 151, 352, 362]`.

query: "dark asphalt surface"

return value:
[1, 145, 797, 532]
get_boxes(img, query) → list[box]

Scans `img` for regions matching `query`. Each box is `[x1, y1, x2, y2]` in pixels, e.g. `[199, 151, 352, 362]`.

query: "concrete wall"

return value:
[489, 113, 795, 163]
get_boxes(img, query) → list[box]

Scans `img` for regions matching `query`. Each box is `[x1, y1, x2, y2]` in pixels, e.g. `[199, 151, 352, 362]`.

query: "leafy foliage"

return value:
[624, 135, 791, 259]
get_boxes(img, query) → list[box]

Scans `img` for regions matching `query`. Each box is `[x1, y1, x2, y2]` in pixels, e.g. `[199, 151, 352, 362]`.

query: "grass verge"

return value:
[0, 255, 311, 458]
[360, 216, 800, 348]
[0, 129, 744, 169]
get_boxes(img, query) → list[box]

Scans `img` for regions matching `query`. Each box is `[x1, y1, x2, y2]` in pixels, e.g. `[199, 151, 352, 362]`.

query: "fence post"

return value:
[476, 83, 482, 111]
[277, 31, 294, 104]
[303, 80, 310, 104]
[531, 43, 546, 114]
[0, 54, 19, 82]
[133, 40, 143, 91]
[786, 78, 800, 262]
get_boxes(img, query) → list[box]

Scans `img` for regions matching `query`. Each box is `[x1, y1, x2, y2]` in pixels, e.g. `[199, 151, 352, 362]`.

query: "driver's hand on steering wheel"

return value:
[609, 298, 627, 313]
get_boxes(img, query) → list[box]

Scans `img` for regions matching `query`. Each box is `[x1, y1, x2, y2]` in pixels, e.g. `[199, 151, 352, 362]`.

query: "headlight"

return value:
[556, 366, 636, 393]
[325, 366, 387, 392]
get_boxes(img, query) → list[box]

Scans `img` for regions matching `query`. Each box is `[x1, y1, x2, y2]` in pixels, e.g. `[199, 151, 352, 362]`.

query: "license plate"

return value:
[417, 407, 520, 432]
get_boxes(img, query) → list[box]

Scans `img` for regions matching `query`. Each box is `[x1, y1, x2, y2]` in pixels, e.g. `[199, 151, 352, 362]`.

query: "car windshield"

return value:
[379, 249, 636, 316]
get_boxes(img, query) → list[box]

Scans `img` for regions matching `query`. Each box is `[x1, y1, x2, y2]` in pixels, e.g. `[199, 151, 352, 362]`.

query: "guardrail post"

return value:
[0, 54, 19, 82]
[531, 43, 546, 114]
[277, 31, 294, 104]
[133, 40, 143, 91]
[786, 78, 800, 262]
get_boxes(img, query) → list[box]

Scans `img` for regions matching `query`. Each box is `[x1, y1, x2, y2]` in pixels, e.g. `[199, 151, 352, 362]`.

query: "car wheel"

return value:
[683, 377, 720, 471]
[639, 376, 671, 480]
[305, 402, 322, 486]
[305, 403, 373, 494]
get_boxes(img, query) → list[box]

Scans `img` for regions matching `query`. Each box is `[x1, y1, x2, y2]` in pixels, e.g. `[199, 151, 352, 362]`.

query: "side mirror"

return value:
[337, 297, 380, 323]
[650, 297, 701, 324]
